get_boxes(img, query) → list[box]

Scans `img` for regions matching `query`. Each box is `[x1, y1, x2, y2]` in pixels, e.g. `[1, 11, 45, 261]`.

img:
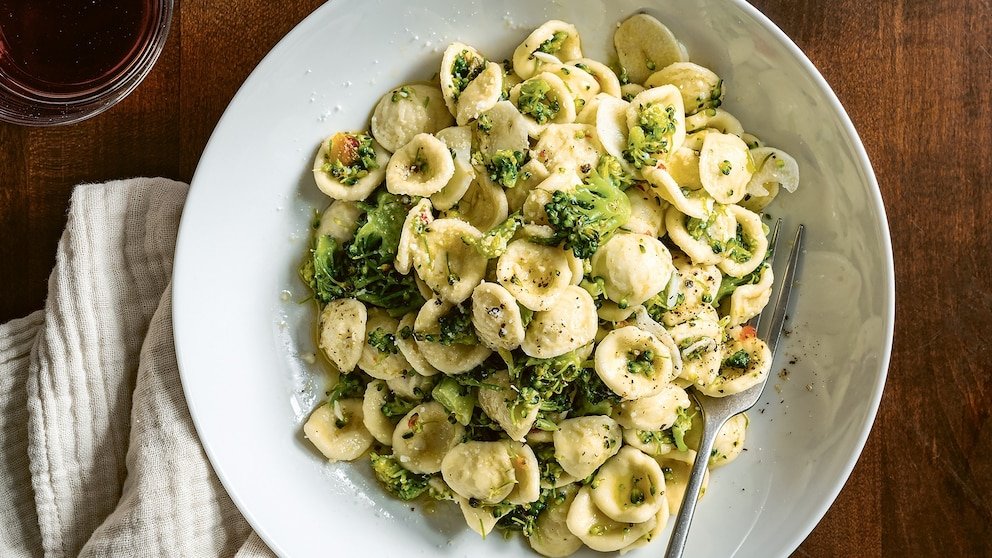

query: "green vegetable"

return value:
[513, 350, 586, 410]
[686, 213, 753, 264]
[370, 452, 431, 500]
[476, 113, 494, 133]
[367, 328, 398, 354]
[432, 377, 477, 425]
[544, 159, 632, 258]
[671, 407, 693, 452]
[533, 444, 568, 487]
[517, 79, 560, 125]
[496, 487, 565, 537]
[718, 160, 733, 175]
[723, 349, 751, 369]
[326, 373, 367, 404]
[625, 349, 654, 376]
[472, 213, 523, 258]
[451, 50, 485, 98]
[483, 149, 527, 188]
[624, 102, 678, 169]
[571, 369, 621, 416]
[390, 86, 414, 102]
[536, 31, 568, 55]
[414, 304, 478, 345]
[300, 189, 425, 314]
[380, 390, 420, 418]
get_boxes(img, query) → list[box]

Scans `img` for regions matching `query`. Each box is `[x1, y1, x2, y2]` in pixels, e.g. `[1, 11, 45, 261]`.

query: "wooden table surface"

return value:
[2, 1, 990, 555]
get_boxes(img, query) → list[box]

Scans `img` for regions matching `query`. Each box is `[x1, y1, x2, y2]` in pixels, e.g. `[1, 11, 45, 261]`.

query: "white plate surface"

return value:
[174, 1, 894, 556]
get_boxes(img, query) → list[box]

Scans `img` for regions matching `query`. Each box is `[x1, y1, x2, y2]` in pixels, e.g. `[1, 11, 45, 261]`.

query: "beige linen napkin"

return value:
[0, 179, 274, 557]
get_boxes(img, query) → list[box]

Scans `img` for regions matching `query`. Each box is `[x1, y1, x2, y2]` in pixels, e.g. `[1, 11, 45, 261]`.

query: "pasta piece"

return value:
[664, 205, 726, 265]
[620, 83, 644, 102]
[506, 158, 550, 213]
[698, 131, 752, 204]
[625, 85, 686, 169]
[642, 166, 713, 219]
[371, 84, 454, 152]
[669, 314, 723, 387]
[575, 92, 609, 125]
[697, 326, 772, 396]
[513, 21, 582, 80]
[496, 239, 573, 311]
[565, 485, 656, 552]
[598, 301, 638, 323]
[615, 383, 691, 431]
[741, 147, 799, 211]
[456, 495, 511, 538]
[717, 205, 768, 278]
[662, 254, 722, 327]
[553, 415, 622, 479]
[317, 298, 367, 373]
[387, 369, 436, 400]
[440, 43, 504, 125]
[471, 282, 526, 350]
[528, 485, 583, 558]
[414, 297, 492, 374]
[431, 126, 476, 210]
[395, 197, 433, 275]
[476, 100, 530, 157]
[505, 442, 541, 504]
[657, 449, 709, 515]
[622, 185, 667, 237]
[590, 446, 667, 523]
[644, 62, 723, 116]
[449, 177, 508, 232]
[385, 133, 456, 196]
[303, 399, 373, 462]
[477, 370, 539, 442]
[621, 427, 676, 457]
[666, 146, 703, 190]
[358, 310, 412, 380]
[391, 401, 465, 474]
[312, 132, 390, 201]
[570, 58, 622, 97]
[362, 380, 398, 445]
[411, 218, 487, 303]
[441, 441, 517, 504]
[395, 313, 440, 376]
[614, 14, 687, 85]
[565, 250, 584, 286]
[710, 413, 748, 468]
[522, 285, 598, 358]
[685, 108, 744, 137]
[619, 497, 670, 554]
[727, 263, 773, 326]
[540, 63, 601, 114]
[594, 95, 630, 164]
[533, 123, 602, 175]
[510, 73, 578, 135]
[594, 326, 675, 400]
[630, 307, 684, 383]
[590, 233, 674, 306]
[316, 200, 362, 244]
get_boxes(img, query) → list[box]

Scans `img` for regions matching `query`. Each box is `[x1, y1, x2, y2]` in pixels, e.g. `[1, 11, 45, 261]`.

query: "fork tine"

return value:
[750, 218, 783, 333]
[761, 224, 805, 357]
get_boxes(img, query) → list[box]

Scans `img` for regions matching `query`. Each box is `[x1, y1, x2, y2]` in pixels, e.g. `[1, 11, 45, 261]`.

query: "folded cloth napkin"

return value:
[0, 179, 275, 557]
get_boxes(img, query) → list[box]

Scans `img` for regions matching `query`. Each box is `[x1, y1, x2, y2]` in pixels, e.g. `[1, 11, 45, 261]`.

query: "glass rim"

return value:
[0, 0, 175, 127]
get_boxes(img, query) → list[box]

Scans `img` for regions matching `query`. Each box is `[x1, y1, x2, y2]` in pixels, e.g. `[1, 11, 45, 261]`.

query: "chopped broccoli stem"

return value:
[432, 377, 477, 426]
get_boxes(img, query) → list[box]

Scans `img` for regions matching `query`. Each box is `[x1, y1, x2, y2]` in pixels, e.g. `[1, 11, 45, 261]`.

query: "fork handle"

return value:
[663, 414, 730, 558]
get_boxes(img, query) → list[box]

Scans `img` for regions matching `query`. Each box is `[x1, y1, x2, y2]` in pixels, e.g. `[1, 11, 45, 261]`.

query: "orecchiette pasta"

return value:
[299, 13, 799, 554]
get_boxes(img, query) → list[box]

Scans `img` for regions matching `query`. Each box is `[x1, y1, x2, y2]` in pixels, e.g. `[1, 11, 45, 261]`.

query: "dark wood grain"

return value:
[1, 1, 990, 556]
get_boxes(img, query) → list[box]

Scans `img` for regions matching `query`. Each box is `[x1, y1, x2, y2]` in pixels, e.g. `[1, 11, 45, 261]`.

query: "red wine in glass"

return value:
[0, 0, 173, 126]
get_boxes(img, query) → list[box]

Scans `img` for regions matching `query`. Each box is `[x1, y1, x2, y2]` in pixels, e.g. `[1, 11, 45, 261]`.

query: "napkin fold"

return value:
[0, 179, 275, 558]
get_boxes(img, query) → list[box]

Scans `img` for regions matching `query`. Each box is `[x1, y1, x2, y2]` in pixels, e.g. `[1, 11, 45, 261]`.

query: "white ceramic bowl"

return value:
[174, 1, 894, 556]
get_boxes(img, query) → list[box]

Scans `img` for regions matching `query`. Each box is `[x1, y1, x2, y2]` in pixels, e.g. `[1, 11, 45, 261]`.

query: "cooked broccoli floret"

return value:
[624, 102, 679, 169]
[472, 213, 523, 258]
[625, 349, 655, 376]
[485, 150, 528, 188]
[517, 79, 560, 125]
[432, 377, 477, 425]
[544, 160, 631, 258]
[536, 31, 569, 55]
[319, 132, 379, 186]
[571, 369, 621, 417]
[414, 304, 478, 345]
[496, 487, 566, 537]
[325, 373, 367, 404]
[451, 50, 485, 97]
[367, 328, 398, 354]
[723, 349, 751, 369]
[370, 452, 431, 501]
[300, 189, 425, 313]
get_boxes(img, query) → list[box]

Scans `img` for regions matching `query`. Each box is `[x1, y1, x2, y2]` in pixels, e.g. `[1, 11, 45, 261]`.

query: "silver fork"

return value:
[663, 221, 806, 558]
